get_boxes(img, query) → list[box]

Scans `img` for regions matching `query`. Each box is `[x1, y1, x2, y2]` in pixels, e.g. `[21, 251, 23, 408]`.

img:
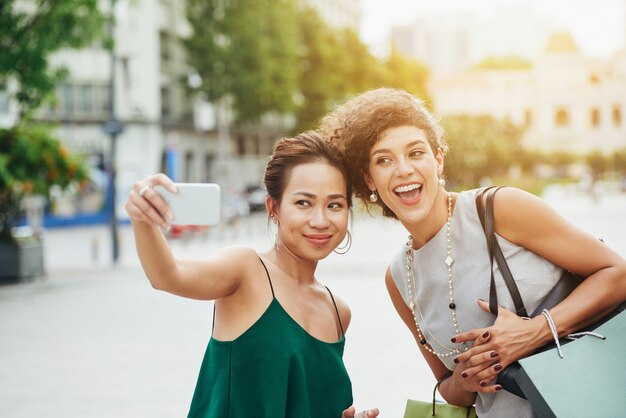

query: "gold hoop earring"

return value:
[334, 230, 352, 255]
[369, 190, 378, 203]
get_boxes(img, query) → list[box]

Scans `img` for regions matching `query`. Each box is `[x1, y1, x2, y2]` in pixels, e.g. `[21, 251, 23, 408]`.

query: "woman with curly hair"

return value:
[320, 88, 626, 417]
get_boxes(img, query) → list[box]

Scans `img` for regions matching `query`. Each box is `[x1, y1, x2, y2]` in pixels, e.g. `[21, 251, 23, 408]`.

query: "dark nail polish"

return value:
[480, 381, 487, 387]
[453, 357, 459, 364]
[494, 364, 503, 372]
[478, 298, 486, 302]
[482, 331, 490, 339]
[451, 337, 457, 343]
[496, 386, 503, 391]
[490, 351, 499, 358]
[461, 372, 468, 378]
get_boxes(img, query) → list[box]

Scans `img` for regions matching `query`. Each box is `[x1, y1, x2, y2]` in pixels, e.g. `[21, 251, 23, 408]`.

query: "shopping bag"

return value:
[404, 399, 477, 418]
[516, 310, 626, 418]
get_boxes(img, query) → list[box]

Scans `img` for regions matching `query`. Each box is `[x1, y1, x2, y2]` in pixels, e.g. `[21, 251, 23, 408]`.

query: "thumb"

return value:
[341, 406, 356, 418]
[477, 298, 491, 313]
[366, 408, 380, 418]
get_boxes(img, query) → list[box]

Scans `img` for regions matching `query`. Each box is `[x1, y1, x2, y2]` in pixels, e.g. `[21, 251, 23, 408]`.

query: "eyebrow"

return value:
[371, 140, 428, 156]
[292, 191, 347, 200]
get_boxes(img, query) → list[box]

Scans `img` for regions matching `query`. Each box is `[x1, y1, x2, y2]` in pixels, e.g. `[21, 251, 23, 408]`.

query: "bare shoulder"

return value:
[206, 246, 263, 278]
[330, 292, 352, 332]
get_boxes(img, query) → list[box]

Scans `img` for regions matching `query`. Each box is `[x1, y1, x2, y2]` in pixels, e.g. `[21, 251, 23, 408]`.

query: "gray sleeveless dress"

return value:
[389, 188, 563, 418]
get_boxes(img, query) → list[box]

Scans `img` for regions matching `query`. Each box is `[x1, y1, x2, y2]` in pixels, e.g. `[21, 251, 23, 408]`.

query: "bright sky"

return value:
[360, 0, 626, 58]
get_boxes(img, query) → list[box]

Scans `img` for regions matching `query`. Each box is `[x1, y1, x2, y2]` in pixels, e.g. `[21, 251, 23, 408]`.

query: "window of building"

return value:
[159, 31, 170, 62]
[78, 84, 93, 113]
[237, 135, 245, 156]
[61, 83, 74, 115]
[589, 73, 600, 84]
[554, 108, 569, 127]
[253, 135, 260, 156]
[590, 108, 601, 128]
[613, 105, 622, 126]
[204, 153, 214, 182]
[524, 109, 533, 126]
[185, 151, 193, 182]
[161, 86, 171, 120]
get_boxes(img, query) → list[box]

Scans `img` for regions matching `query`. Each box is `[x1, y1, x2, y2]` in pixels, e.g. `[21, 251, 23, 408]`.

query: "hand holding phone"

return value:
[154, 183, 221, 225]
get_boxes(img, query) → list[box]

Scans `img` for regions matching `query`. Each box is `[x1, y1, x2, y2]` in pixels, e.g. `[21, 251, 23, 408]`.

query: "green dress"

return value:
[187, 258, 353, 418]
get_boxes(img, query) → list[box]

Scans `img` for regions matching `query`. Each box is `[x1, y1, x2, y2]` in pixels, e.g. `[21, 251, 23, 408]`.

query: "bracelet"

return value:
[541, 309, 563, 359]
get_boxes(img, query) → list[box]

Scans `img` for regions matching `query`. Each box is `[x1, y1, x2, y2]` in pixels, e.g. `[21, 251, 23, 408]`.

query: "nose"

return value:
[309, 207, 330, 229]
[395, 156, 415, 177]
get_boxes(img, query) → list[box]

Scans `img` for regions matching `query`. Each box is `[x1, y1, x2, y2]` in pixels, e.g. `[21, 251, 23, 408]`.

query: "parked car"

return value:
[246, 185, 267, 213]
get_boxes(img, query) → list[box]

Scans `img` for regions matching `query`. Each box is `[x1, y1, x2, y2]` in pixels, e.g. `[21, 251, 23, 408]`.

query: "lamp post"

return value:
[103, 0, 123, 264]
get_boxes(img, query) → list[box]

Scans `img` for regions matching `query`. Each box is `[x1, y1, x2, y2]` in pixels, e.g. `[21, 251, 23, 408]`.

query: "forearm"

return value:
[132, 221, 180, 290]
[550, 268, 626, 337]
[438, 373, 477, 407]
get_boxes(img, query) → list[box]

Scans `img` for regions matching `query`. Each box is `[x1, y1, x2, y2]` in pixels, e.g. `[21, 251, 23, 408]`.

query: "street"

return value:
[1, 185, 625, 417]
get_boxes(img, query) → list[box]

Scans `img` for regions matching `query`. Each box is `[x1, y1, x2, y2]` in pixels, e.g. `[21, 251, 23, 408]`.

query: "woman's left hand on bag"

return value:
[452, 299, 548, 375]
[450, 329, 502, 393]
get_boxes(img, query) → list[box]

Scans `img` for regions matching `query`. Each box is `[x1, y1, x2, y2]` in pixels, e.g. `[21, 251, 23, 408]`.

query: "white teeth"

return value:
[394, 184, 422, 193]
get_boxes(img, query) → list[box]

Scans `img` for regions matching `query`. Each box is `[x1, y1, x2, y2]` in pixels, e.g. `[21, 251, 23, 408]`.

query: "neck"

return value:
[268, 240, 318, 285]
[404, 188, 451, 249]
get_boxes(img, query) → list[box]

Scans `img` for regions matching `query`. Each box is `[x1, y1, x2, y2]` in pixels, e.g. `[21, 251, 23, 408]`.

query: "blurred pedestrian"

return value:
[320, 88, 626, 417]
[125, 131, 378, 418]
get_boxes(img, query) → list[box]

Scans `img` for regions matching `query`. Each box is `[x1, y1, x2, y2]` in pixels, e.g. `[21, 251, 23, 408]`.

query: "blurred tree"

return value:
[184, 0, 298, 123]
[380, 48, 432, 107]
[586, 150, 609, 180]
[294, 8, 380, 132]
[473, 55, 533, 70]
[442, 115, 524, 188]
[611, 148, 626, 175]
[0, 0, 105, 115]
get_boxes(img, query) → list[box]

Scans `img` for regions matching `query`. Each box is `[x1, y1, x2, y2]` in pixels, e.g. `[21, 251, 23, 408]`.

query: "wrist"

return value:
[530, 313, 555, 349]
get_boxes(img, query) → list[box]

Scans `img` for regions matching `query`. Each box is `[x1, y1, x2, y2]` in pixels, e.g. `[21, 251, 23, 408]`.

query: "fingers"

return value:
[365, 408, 380, 417]
[453, 330, 492, 363]
[341, 406, 355, 418]
[126, 174, 176, 227]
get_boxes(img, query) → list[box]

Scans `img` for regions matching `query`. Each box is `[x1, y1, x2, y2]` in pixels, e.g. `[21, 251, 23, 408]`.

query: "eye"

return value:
[375, 156, 391, 165]
[328, 202, 344, 210]
[296, 200, 311, 207]
[409, 149, 425, 158]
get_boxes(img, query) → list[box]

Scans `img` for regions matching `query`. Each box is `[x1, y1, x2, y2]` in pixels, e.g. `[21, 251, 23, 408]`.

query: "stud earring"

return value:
[438, 178, 446, 187]
[369, 190, 378, 203]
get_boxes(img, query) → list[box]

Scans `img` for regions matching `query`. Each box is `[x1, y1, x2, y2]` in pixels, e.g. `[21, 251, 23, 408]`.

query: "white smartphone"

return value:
[154, 183, 221, 225]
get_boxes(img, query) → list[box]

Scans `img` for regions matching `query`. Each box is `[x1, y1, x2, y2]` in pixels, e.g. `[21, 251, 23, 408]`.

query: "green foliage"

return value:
[184, 0, 298, 123]
[0, 125, 88, 240]
[611, 148, 626, 174]
[380, 49, 432, 107]
[442, 115, 525, 188]
[0, 0, 105, 113]
[473, 55, 533, 70]
[586, 150, 609, 179]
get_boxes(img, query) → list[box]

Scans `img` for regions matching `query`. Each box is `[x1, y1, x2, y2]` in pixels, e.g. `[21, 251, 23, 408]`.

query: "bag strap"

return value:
[475, 186, 529, 317]
[433, 373, 473, 418]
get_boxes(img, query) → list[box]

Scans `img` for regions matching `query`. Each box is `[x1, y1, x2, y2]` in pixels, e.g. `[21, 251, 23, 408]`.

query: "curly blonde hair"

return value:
[319, 88, 447, 219]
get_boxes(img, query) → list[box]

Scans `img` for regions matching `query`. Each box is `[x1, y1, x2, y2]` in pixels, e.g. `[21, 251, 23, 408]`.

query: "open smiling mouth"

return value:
[393, 183, 423, 201]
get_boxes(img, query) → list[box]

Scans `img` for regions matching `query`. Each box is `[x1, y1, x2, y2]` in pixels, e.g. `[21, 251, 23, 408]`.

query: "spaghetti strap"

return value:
[212, 255, 276, 336]
[258, 257, 275, 298]
[324, 286, 345, 337]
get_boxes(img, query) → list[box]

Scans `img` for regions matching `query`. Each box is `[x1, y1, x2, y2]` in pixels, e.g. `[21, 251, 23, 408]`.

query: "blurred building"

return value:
[0, 0, 362, 221]
[391, 4, 551, 77]
[430, 32, 626, 153]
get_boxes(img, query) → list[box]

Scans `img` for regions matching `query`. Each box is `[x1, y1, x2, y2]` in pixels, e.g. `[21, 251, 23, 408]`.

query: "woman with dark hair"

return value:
[125, 131, 378, 418]
[320, 88, 626, 417]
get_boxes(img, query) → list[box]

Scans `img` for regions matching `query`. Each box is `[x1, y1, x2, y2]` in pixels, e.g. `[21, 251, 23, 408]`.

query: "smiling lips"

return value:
[304, 234, 333, 246]
[394, 183, 423, 204]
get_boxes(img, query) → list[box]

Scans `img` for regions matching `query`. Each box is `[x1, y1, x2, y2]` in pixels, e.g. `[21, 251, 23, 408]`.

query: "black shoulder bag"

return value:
[475, 186, 626, 399]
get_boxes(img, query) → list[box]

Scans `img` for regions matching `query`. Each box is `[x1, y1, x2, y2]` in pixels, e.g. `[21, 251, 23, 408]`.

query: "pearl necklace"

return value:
[405, 193, 464, 358]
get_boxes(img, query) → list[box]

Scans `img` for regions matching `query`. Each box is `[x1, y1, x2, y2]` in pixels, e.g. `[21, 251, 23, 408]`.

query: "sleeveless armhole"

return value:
[324, 286, 345, 338]
[211, 255, 276, 335]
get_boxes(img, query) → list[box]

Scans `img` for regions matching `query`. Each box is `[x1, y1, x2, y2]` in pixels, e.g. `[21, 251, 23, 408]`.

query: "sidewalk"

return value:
[1, 187, 625, 417]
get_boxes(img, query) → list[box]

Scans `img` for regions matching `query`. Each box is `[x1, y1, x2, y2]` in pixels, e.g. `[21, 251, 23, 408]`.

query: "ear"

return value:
[266, 196, 278, 219]
[435, 148, 445, 177]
